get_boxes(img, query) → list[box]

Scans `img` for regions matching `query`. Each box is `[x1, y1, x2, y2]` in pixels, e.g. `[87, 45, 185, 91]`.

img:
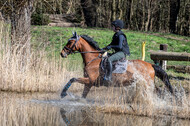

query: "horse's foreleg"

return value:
[60, 77, 91, 98]
[61, 78, 77, 98]
[77, 78, 90, 84]
[75, 77, 92, 98]
[82, 85, 92, 98]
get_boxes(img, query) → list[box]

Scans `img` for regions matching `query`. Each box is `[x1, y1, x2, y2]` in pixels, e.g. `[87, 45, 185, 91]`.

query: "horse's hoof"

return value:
[61, 91, 67, 98]
[103, 79, 112, 87]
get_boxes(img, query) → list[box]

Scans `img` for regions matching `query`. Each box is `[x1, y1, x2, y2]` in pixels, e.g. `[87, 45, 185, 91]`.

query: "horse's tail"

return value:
[152, 64, 173, 94]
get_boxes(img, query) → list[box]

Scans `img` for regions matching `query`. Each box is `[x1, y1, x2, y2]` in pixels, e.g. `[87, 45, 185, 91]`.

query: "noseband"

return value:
[63, 36, 80, 55]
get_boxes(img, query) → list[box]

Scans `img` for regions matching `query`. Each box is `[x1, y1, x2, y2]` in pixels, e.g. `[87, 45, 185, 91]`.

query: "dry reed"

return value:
[0, 21, 83, 93]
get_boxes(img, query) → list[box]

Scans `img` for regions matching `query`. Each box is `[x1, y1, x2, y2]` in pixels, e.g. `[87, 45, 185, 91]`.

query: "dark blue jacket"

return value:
[108, 31, 130, 55]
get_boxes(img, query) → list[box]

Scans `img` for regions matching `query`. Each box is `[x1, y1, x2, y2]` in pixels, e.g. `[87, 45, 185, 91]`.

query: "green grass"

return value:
[31, 26, 190, 66]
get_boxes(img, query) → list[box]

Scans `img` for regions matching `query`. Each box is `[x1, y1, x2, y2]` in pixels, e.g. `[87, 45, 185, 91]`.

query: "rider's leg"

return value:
[104, 51, 126, 81]
[104, 59, 112, 81]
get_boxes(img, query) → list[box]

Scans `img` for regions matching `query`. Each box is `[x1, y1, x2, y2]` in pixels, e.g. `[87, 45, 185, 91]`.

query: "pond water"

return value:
[0, 91, 189, 126]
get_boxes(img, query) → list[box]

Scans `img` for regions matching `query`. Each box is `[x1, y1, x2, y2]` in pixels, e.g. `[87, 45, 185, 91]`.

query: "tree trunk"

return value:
[112, 0, 116, 21]
[129, 0, 134, 29]
[145, 0, 152, 31]
[10, 0, 34, 55]
[80, 0, 97, 27]
[0, 12, 4, 21]
[118, 0, 123, 20]
[142, 0, 145, 31]
[169, 0, 180, 33]
[126, 0, 132, 29]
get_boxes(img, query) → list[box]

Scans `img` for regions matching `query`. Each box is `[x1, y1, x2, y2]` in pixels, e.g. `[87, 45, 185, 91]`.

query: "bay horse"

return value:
[60, 32, 173, 98]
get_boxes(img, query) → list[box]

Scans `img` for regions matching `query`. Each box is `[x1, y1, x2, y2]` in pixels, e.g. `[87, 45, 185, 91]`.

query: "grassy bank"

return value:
[31, 26, 190, 65]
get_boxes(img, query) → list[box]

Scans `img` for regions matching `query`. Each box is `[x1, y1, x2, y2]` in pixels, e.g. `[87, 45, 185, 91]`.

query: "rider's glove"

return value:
[106, 46, 111, 50]
[102, 46, 111, 50]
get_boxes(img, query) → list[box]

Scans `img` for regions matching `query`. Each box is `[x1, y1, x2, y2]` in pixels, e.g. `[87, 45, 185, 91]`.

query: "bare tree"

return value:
[80, 0, 97, 27]
[169, 0, 180, 33]
[78, 0, 188, 36]
[0, 0, 35, 55]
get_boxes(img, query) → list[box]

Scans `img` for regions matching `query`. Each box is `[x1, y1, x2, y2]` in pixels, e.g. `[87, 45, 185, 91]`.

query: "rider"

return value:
[102, 19, 130, 81]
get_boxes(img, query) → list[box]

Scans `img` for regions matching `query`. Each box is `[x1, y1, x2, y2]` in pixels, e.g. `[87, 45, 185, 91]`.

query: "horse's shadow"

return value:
[60, 108, 99, 126]
[60, 108, 71, 126]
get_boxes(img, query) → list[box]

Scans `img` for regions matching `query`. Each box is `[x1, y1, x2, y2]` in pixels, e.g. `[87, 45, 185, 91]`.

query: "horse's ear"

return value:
[74, 32, 77, 37]
[72, 31, 77, 38]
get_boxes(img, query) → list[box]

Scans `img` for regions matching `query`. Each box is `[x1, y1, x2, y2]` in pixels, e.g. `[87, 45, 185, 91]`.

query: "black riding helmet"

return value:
[111, 20, 124, 29]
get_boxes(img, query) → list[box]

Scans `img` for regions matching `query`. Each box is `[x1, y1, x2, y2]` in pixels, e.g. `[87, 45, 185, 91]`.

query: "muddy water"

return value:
[0, 91, 189, 126]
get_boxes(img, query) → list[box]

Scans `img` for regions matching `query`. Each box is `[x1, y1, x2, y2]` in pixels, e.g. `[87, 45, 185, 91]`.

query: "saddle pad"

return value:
[112, 60, 128, 73]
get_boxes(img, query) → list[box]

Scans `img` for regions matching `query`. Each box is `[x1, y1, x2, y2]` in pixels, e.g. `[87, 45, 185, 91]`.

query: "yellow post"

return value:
[141, 41, 146, 61]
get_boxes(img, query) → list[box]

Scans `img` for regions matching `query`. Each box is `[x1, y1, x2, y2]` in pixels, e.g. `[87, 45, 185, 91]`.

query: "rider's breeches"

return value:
[108, 51, 126, 63]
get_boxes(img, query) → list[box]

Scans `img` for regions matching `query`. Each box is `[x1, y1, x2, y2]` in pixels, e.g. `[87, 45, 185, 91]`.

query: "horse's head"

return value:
[60, 32, 80, 58]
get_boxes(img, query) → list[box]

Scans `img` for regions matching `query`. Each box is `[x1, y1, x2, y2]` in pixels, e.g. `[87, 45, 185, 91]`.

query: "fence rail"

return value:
[150, 51, 190, 61]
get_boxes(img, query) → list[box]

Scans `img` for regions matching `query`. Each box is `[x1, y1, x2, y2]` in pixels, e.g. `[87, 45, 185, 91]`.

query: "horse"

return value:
[60, 32, 173, 98]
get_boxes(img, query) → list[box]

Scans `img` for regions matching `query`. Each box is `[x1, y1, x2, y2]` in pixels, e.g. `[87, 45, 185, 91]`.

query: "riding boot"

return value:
[104, 60, 112, 81]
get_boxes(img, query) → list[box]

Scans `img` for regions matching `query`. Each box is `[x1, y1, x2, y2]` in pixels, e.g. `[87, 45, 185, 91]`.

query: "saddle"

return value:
[100, 53, 128, 74]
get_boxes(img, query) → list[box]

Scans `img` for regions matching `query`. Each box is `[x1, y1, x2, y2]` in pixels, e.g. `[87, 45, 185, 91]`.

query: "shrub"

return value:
[31, 13, 50, 25]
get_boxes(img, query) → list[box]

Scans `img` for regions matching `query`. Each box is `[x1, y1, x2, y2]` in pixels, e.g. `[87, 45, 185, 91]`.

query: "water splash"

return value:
[92, 72, 190, 119]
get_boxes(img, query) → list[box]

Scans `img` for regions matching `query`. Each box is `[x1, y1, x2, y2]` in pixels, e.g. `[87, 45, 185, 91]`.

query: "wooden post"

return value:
[160, 44, 168, 70]
[141, 42, 146, 61]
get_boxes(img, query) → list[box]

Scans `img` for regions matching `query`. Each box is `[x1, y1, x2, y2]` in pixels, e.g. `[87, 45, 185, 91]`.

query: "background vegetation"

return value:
[0, 0, 189, 36]
[31, 26, 190, 64]
[0, 0, 189, 93]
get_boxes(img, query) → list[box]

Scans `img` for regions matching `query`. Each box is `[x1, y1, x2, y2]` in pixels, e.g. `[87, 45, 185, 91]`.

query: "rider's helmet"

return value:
[111, 20, 124, 30]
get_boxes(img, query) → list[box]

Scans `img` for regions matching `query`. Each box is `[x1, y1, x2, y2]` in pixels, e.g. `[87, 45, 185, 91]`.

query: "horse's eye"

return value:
[66, 41, 71, 45]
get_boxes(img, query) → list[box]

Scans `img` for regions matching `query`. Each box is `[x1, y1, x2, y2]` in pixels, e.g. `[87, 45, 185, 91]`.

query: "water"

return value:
[0, 88, 189, 126]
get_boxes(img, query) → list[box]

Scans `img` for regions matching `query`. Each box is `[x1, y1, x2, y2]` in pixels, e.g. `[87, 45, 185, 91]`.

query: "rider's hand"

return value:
[102, 48, 107, 51]
[106, 46, 111, 50]
[100, 48, 105, 52]
[102, 46, 111, 50]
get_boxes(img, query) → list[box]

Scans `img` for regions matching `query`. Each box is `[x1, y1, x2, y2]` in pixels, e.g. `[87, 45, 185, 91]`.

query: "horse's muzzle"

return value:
[60, 52, 67, 58]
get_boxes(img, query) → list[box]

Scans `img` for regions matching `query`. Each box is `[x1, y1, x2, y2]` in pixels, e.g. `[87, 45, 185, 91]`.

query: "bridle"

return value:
[62, 36, 79, 55]
[63, 36, 104, 55]
[62, 36, 105, 65]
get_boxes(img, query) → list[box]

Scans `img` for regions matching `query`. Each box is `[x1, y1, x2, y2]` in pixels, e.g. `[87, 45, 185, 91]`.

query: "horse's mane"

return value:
[81, 35, 101, 50]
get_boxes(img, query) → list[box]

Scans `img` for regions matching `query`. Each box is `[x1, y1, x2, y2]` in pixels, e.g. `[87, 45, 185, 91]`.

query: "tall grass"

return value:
[0, 21, 83, 93]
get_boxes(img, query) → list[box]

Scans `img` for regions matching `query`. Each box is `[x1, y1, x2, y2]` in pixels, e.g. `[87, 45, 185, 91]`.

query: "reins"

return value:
[86, 53, 102, 65]
[68, 50, 104, 65]
[71, 51, 104, 54]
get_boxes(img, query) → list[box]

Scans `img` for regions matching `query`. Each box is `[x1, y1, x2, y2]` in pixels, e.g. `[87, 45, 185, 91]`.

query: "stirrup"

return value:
[103, 75, 112, 82]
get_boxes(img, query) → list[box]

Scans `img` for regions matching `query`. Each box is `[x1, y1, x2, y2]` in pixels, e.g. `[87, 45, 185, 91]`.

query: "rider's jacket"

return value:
[108, 31, 130, 55]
